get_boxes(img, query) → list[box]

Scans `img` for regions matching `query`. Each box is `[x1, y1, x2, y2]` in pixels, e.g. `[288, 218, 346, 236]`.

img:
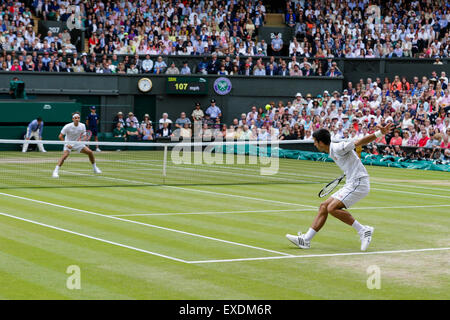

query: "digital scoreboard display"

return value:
[166, 77, 208, 95]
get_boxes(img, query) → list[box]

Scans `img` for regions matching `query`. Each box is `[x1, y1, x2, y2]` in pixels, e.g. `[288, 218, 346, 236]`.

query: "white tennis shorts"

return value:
[331, 177, 370, 208]
[64, 143, 86, 153]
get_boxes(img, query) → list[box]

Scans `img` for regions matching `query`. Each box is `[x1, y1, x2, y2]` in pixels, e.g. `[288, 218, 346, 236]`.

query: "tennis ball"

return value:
[265, 104, 271, 110]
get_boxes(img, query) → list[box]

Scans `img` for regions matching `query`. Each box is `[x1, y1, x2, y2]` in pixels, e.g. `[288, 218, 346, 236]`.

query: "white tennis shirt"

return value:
[329, 140, 369, 183]
[61, 122, 86, 142]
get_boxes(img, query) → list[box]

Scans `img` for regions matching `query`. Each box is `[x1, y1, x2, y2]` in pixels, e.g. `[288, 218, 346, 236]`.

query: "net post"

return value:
[162, 144, 168, 184]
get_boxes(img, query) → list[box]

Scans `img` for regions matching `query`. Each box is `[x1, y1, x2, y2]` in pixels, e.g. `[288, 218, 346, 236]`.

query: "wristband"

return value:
[375, 130, 382, 138]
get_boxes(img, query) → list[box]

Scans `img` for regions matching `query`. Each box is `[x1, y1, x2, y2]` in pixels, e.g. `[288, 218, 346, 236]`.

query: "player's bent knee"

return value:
[319, 202, 328, 212]
[327, 202, 342, 215]
[327, 204, 336, 215]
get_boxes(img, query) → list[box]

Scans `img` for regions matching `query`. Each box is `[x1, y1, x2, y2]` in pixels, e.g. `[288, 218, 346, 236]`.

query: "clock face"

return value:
[138, 78, 152, 92]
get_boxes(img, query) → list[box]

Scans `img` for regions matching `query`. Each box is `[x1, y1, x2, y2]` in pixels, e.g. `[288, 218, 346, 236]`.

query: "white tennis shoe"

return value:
[286, 232, 311, 249]
[359, 226, 374, 251]
[52, 170, 59, 178]
[93, 167, 102, 174]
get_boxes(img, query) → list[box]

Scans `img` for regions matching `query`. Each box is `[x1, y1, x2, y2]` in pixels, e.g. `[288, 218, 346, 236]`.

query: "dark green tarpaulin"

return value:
[220, 144, 450, 172]
[277, 149, 450, 172]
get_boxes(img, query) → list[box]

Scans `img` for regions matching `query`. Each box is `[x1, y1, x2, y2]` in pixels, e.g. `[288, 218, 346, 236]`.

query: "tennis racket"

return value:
[318, 174, 345, 198]
[78, 130, 92, 142]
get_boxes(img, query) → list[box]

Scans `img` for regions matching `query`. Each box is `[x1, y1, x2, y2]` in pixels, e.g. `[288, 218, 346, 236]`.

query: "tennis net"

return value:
[0, 139, 342, 189]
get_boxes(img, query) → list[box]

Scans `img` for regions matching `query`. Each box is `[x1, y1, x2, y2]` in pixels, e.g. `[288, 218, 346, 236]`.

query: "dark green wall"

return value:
[0, 72, 342, 130]
[0, 57, 447, 135]
[0, 101, 81, 123]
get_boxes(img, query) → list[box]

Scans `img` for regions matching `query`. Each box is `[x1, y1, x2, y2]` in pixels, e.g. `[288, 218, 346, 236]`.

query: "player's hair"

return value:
[312, 128, 331, 145]
[37, 116, 42, 122]
[72, 111, 81, 118]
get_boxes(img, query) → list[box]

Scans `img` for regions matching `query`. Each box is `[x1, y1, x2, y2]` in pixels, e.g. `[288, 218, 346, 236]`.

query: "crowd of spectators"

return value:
[0, 48, 347, 77]
[1, 1, 449, 162]
[0, 0, 448, 76]
[31, 0, 268, 56]
[14, 0, 447, 60]
[286, 0, 449, 59]
[109, 70, 450, 162]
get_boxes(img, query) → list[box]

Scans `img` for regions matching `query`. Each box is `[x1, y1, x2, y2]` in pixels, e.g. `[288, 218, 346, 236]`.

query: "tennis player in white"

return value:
[52, 112, 102, 178]
[286, 123, 393, 251]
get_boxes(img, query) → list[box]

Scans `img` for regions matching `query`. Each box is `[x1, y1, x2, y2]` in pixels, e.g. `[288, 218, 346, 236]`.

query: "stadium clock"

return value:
[138, 78, 153, 93]
[166, 77, 208, 95]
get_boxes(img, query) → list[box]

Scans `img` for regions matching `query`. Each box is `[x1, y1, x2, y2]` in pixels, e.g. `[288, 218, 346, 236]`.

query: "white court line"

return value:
[165, 185, 317, 208]
[110, 204, 450, 217]
[217, 164, 450, 193]
[62, 169, 317, 209]
[0, 211, 188, 263]
[370, 180, 450, 192]
[105, 159, 449, 199]
[142, 157, 450, 193]
[109, 159, 312, 184]
[0, 191, 292, 257]
[187, 247, 450, 264]
[371, 187, 450, 199]
[112, 208, 314, 217]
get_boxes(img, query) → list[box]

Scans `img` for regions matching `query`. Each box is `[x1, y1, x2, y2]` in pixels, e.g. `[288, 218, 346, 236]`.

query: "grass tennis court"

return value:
[0, 150, 449, 299]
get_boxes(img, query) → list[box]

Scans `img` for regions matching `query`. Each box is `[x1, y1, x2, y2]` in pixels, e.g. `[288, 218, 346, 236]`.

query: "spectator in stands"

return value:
[277, 61, 289, 76]
[253, 61, 266, 76]
[197, 57, 209, 75]
[140, 114, 152, 133]
[418, 129, 430, 147]
[180, 61, 191, 75]
[159, 113, 173, 129]
[407, 130, 419, 147]
[166, 62, 180, 75]
[113, 122, 127, 142]
[11, 60, 22, 71]
[126, 112, 139, 129]
[289, 64, 302, 77]
[207, 54, 220, 75]
[175, 112, 191, 129]
[285, 8, 296, 28]
[141, 55, 154, 74]
[112, 112, 125, 130]
[127, 63, 139, 74]
[126, 122, 140, 141]
[325, 66, 342, 77]
[156, 122, 173, 138]
[154, 56, 167, 74]
[142, 123, 154, 141]
[179, 123, 192, 140]
[302, 63, 315, 76]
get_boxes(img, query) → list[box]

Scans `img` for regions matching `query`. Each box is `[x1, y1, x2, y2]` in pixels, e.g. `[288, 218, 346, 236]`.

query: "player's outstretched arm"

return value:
[354, 123, 394, 148]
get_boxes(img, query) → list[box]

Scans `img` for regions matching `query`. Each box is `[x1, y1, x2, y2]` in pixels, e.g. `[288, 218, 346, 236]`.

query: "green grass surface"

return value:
[0, 150, 449, 299]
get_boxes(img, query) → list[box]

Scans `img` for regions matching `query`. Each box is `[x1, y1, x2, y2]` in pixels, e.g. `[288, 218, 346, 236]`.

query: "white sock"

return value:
[92, 163, 97, 168]
[54, 165, 60, 171]
[304, 228, 317, 241]
[352, 220, 365, 233]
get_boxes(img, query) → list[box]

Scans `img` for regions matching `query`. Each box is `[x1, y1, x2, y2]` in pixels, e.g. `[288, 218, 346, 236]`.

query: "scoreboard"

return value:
[166, 77, 208, 95]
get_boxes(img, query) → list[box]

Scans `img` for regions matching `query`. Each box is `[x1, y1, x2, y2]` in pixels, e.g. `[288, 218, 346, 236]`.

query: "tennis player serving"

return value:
[52, 112, 102, 178]
[286, 123, 393, 251]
